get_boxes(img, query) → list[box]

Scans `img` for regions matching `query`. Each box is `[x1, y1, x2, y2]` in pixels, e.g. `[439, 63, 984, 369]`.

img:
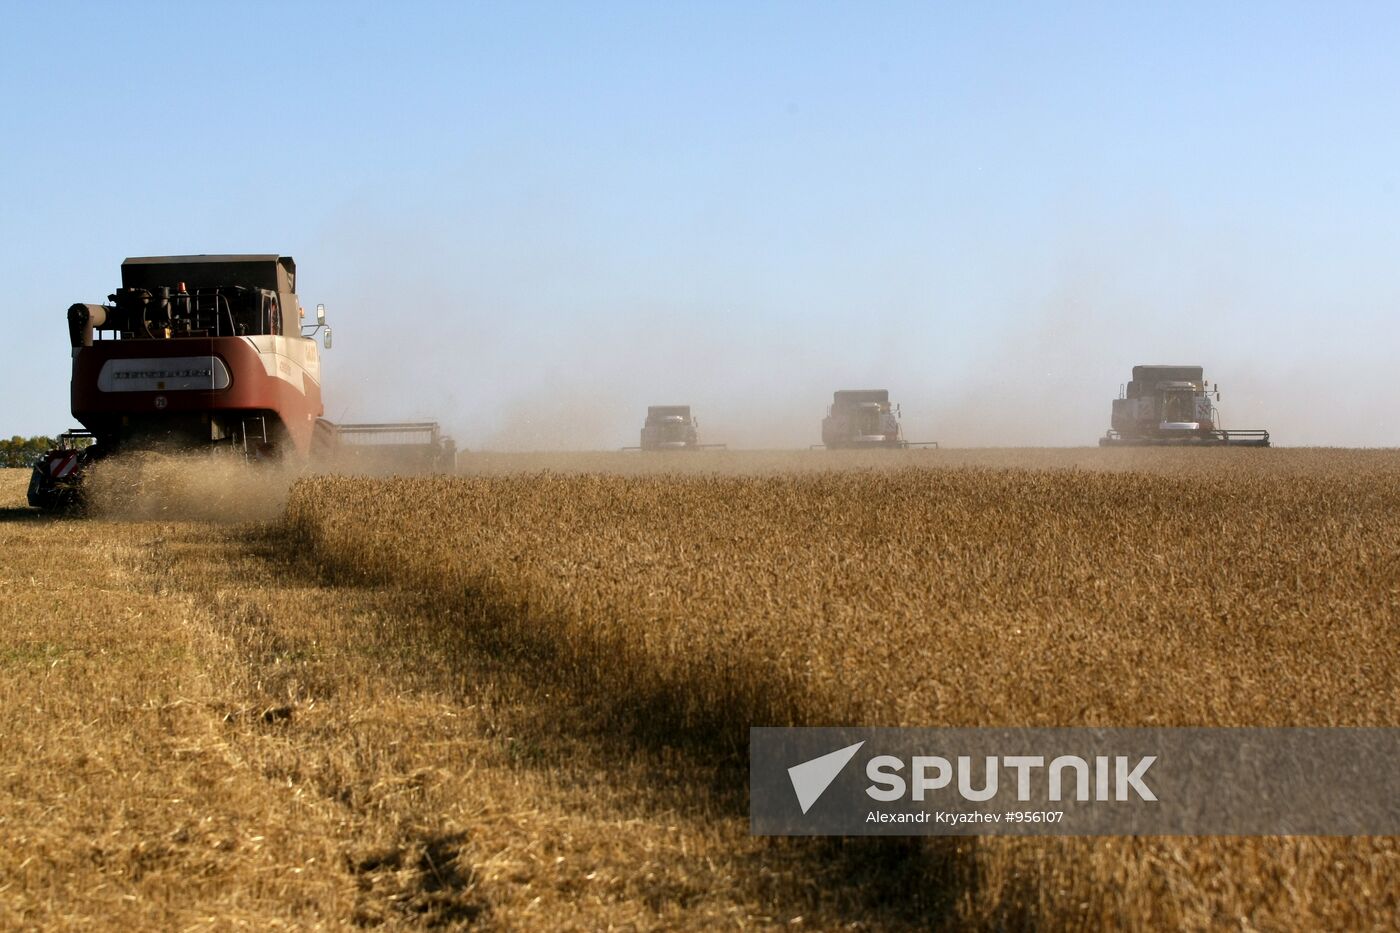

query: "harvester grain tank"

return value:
[817, 389, 937, 449]
[28, 254, 454, 510]
[1099, 365, 1270, 447]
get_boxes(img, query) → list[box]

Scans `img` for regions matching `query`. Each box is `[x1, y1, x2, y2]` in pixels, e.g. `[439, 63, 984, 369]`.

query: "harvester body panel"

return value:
[71, 333, 323, 456]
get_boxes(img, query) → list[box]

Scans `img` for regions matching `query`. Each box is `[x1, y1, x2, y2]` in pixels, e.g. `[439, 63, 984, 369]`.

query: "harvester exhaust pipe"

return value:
[67, 303, 107, 348]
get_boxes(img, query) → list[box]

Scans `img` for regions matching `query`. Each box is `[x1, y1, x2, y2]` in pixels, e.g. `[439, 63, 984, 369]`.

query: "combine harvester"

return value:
[28, 254, 455, 510]
[1099, 365, 1270, 447]
[814, 389, 937, 450]
[624, 405, 726, 451]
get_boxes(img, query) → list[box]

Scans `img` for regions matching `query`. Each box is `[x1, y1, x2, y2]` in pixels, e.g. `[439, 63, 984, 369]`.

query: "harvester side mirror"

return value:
[316, 303, 326, 325]
[323, 327, 333, 349]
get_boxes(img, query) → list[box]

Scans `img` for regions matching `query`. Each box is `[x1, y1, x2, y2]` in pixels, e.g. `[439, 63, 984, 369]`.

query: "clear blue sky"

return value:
[2, 1, 1397, 446]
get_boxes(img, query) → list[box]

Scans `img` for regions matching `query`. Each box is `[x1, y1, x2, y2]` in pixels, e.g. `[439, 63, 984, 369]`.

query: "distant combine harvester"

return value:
[622, 405, 726, 451]
[1100, 365, 1270, 447]
[813, 389, 937, 450]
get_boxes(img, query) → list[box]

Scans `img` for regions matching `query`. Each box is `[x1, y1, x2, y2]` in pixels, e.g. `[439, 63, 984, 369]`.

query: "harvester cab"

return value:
[817, 389, 937, 449]
[29, 254, 455, 511]
[1099, 365, 1270, 447]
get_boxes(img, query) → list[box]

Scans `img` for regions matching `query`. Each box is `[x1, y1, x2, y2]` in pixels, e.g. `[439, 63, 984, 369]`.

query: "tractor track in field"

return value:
[105, 513, 956, 929]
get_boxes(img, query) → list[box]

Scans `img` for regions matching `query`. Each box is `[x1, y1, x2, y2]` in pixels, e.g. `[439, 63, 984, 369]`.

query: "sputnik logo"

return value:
[788, 741, 865, 814]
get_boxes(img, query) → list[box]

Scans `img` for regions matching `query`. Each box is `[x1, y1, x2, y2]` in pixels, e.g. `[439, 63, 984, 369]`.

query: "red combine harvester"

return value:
[29, 254, 453, 510]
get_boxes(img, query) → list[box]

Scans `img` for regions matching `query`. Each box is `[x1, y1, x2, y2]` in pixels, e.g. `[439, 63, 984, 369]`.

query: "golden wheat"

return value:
[286, 449, 1399, 929]
[4, 450, 1397, 930]
[0, 466, 939, 929]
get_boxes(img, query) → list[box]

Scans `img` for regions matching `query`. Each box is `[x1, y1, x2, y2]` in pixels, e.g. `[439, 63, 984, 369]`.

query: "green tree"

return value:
[0, 436, 58, 468]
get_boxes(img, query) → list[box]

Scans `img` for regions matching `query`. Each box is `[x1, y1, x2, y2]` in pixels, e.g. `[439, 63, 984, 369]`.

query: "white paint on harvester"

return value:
[97, 357, 231, 392]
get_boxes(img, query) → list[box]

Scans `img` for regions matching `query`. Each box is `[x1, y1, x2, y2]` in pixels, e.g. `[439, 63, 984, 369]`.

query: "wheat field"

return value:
[2, 449, 1397, 929]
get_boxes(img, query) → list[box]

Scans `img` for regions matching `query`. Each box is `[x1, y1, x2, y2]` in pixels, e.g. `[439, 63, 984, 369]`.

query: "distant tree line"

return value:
[0, 436, 56, 468]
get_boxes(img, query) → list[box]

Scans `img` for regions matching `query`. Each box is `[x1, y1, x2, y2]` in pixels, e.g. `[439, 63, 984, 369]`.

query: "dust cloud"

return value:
[301, 218, 1397, 452]
[83, 452, 298, 523]
[80, 442, 490, 522]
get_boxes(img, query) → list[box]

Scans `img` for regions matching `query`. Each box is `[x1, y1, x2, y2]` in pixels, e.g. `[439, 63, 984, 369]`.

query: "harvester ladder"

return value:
[241, 416, 268, 457]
